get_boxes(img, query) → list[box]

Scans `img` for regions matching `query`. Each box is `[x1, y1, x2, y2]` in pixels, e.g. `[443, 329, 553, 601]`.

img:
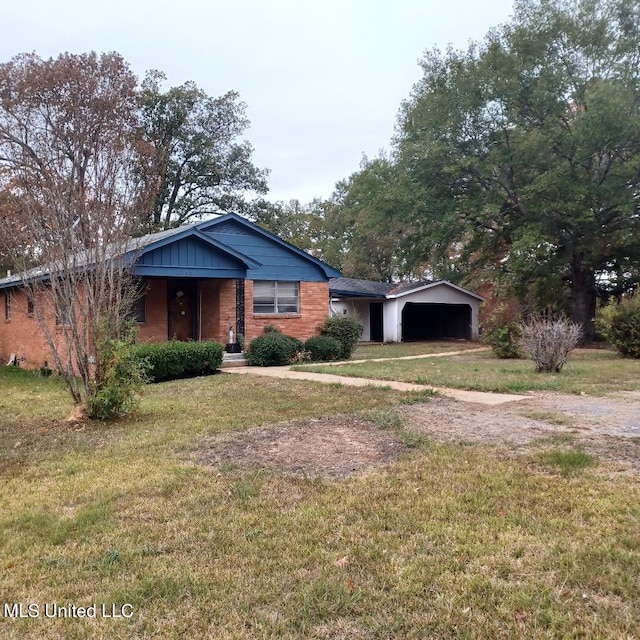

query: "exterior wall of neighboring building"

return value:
[384, 299, 400, 343]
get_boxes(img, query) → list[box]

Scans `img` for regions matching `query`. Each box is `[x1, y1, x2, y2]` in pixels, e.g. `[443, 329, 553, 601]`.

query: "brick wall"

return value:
[218, 279, 236, 344]
[244, 280, 330, 344]
[1, 288, 58, 368]
[0, 278, 332, 368]
[137, 279, 168, 343]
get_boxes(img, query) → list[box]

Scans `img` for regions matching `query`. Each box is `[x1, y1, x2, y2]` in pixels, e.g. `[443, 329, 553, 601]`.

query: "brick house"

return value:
[0, 213, 341, 369]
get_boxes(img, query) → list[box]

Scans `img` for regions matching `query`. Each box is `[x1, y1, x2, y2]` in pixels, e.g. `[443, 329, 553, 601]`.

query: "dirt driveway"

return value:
[198, 391, 640, 479]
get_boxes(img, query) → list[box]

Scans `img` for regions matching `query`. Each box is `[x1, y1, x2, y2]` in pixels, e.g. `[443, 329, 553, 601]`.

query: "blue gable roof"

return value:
[195, 214, 342, 282]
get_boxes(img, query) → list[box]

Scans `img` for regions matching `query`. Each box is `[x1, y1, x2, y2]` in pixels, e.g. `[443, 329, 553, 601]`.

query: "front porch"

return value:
[136, 277, 243, 348]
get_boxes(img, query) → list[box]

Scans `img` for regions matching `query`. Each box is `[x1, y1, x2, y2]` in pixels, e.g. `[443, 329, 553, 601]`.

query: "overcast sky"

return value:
[3, 0, 515, 204]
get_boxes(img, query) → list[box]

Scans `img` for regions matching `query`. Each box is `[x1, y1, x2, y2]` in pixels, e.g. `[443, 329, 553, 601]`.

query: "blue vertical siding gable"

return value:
[137, 236, 244, 269]
[199, 216, 339, 282]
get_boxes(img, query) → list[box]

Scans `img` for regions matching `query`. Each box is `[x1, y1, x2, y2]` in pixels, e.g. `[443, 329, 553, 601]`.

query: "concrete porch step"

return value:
[221, 352, 248, 367]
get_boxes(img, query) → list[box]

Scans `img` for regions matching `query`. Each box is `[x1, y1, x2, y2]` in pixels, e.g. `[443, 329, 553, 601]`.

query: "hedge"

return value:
[132, 340, 224, 382]
[304, 335, 342, 362]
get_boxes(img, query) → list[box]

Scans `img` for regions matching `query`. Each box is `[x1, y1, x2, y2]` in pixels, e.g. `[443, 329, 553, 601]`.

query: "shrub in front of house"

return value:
[481, 302, 523, 359]
[597, 295, 640, 358]
[321, 315, 363, 360]
[88, 323, 148, 420]
[246, 331, 304, 366]
[132, 340, 224, 382]
[304, 335, 342, 362]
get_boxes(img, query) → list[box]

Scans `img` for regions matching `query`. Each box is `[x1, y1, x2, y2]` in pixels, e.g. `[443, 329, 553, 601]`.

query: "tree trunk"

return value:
[570, 253, 597, 342]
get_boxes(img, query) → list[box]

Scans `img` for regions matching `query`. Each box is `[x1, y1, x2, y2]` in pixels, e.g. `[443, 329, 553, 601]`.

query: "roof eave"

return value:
[387, 280, 485, 301]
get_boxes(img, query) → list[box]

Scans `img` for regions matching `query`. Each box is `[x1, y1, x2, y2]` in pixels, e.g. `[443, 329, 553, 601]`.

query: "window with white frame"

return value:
[4, 291, 11, 321]
[253, 281, 299, 314]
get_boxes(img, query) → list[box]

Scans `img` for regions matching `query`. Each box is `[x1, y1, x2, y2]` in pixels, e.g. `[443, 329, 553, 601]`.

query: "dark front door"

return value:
[370, 302, 384, 342]
[168, 280, 196, 341]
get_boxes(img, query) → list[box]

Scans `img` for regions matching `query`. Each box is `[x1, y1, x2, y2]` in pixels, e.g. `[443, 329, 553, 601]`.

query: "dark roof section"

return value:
[388, 280, 435, 295]
[330, 277, 486, 301]
[329, 277, 396, 298]
[329, 277, 436, 298]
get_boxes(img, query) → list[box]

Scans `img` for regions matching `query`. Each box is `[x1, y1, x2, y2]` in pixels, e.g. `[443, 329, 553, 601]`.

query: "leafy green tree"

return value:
[305, 156, 425, 281]
[138, 71, 268, 230]
[396, 0, 640, 339]
[253, 198, 330, 254]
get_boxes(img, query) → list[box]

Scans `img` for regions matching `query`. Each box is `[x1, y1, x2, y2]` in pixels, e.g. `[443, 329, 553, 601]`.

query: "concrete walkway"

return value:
[302, 346, 490, 366]
[221, 348, 528, 406]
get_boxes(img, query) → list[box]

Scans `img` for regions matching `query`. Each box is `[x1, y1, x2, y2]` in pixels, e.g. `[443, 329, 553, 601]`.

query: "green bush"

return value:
[321, 315, 363, 360]
[132, 340, 224, 382]
[246, 332, 303, 366]
[483, 324, 523, 358]
[598, 296, 640, 358]
[481, 303, 523, 359]
[88, 324, 148, 420]
[304, 335, 342, 362]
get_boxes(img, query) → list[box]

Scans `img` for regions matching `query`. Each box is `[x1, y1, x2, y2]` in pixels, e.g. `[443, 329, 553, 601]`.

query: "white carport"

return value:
[330, 278, 484, 343]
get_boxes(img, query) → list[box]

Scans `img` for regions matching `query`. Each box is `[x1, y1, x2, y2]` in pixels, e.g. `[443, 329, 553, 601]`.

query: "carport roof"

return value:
[329, 277, 400, 298]
[329, 277, 440, 298]
[329, 277, 484, 301]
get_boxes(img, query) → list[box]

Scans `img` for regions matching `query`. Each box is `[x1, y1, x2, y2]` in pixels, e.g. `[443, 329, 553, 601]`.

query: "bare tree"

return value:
[0, 52, 152, 407]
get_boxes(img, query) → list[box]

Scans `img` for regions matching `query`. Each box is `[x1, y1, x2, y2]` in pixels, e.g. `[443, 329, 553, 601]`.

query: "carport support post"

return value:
[384, 299, 400, 343]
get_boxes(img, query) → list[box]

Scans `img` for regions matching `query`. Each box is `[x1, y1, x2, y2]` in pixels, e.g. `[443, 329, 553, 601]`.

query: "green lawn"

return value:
[350, 340, 483, 360]
[296, 348, 640, 395]
[1, 366, 639, 638]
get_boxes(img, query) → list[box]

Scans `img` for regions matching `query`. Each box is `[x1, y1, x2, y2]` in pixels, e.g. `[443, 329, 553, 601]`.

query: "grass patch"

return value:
[516, 409, 576, 426]
[360, 408, 431, 449]
[536, 448, 598, 477]
[294, 348, 640, 395]
[351, 340, 482, 360]
[0, 365, 69, 420]
[3, 501, 112, 549]
[400, 388, 441, 404]
[1, 368, 639, 638]
[365, 408, 405, 431]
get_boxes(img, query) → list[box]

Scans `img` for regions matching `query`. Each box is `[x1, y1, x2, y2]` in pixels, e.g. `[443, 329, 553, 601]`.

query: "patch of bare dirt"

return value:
[197, 415, 409, 479]
[397, 398, 565, 445]
[196, 393, 640, 479]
